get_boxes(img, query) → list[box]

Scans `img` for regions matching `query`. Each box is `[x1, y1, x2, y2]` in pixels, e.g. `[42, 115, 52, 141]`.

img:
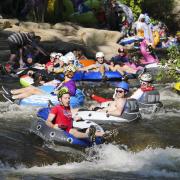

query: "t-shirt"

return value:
[51, 104, 72, 132]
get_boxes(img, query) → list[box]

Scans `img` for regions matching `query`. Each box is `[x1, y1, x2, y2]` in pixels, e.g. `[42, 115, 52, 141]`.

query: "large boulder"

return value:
[2, 19, 123, 59]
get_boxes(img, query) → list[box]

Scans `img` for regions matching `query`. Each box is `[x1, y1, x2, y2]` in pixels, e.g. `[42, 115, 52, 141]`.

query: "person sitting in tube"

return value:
[130, 73, 159, 100]
[1, 65, 77, 103]
[78, 52, 109, 79]
[46, 87, 104, 141]
[89, 81, 130, 117]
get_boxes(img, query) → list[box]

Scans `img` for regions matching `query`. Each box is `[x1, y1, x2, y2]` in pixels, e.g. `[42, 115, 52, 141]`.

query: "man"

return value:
[130, 73, 158, 100]
[7, 31, 46, 67]
[90, 81, 130, 117]
[46, 87, 104, 140]
[79, 52, 109, 78]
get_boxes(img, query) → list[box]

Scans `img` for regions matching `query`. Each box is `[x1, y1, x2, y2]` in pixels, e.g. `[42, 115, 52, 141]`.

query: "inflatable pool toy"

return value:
[118, 36, 143, 46]
[59, 71, 134, 81]
[75, 98, 141, 123]
[19, 88, 85, 108]
[174, 82, 180, 92]
[20, 75, 34, 87]
[79, 59, 95, 67]
[140, 40, 159, 65]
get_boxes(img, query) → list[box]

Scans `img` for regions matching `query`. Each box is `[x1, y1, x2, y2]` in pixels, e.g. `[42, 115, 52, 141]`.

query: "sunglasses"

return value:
[116, 89, 124, 93]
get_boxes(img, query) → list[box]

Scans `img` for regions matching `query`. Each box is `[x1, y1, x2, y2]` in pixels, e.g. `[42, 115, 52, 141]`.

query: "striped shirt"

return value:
[8, 32, 32, 46]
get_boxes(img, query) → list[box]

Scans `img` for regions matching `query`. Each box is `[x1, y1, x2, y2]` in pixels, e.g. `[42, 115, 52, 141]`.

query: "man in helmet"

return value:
[46, 87, 104, 140]
[79, 52, 109, 78]
[89, 81, 130, 117]
[7, 31, 47, 68]
[130, 73, 156, 100]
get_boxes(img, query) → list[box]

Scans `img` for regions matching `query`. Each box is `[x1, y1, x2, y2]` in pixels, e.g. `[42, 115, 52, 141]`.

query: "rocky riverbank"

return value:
[0, 18, 123, 60]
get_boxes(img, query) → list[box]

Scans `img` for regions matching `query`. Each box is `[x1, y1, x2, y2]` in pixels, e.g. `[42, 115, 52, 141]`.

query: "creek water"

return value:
[0, 33, 179, 179]
[0, 78, 179, 179]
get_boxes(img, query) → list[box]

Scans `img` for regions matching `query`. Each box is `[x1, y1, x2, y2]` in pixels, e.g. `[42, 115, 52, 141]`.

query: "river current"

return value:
[0, 78, 179, 179]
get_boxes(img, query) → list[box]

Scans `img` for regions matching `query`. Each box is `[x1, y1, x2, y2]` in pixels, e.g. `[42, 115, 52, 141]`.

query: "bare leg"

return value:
[99, 65, 105, 75]
[11, 87, 44, 99]
[69, 128, 104, 139]
[11, 86, 37, 94]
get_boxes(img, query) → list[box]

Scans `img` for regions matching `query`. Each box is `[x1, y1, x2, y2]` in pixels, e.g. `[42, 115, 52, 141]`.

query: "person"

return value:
[109, 48, 145, 80]
[7, 31, 47, 67]
[130, 73, 160, 103]
[46, 87, 104, 140]
[79, 52, 109, 78]
[2, 65, 77, 102]
[89, 81, 130, 117]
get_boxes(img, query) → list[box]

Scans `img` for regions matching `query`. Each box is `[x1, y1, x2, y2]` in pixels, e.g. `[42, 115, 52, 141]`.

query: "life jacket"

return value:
[121, 98, 140, 121]
[139, 88, 160, 104]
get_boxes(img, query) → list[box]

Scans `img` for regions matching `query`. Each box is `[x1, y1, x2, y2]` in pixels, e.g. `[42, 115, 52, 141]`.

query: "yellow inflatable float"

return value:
[174, 82, 180, 92]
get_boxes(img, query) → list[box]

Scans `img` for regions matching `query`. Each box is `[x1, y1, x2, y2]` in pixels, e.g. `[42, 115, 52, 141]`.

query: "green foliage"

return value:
[156, 46, 180, 82]
[117, 0, 144, 19]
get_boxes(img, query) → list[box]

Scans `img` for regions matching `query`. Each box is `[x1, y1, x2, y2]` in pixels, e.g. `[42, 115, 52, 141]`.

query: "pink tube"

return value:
[140, 40, 159, 64]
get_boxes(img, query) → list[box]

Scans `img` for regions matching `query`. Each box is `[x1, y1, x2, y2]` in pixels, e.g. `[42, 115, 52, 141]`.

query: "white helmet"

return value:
[59, 56, 68, 64]
[140, 73, 153, 82]
[56, 53, 63, 58]
[96, 52, 104, 58]
[50, 52, 57, 58]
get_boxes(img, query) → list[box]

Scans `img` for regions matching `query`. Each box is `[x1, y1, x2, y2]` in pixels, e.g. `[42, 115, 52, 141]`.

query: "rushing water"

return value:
[0, 78, 179, 179]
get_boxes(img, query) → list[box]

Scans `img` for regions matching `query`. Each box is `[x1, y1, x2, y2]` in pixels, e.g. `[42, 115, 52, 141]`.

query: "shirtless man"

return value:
[90, 81, 129, 117]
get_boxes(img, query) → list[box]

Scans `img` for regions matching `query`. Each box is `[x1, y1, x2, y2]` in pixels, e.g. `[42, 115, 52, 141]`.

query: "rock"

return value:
[38, 23, 51, 29]
[2, 19, 123, 59]
[0, 18, 19, 25]
[19, 21, 39, 30]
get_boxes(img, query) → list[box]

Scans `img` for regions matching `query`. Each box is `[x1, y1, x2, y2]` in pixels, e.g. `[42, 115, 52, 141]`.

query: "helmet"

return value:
[55, 53, 63, 58]
[115, 81, 129, 92]
[58, 87, 69, 98]
[96, 52, 104, 58]
[59, 56, 68, 64]
[50, 52, 57, 58]
[140, 73, 152, 82]
[65, 65, 76, 73]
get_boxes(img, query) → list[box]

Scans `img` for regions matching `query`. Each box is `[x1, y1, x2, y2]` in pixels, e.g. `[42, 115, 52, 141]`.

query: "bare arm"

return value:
[46, 113, 56, 128]
[99, 99, 126, 116]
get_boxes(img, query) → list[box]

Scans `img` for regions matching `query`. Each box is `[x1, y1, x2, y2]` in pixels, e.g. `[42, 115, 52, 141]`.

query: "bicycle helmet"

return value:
[58, 87, 69, 98]
[96, 52, 104, 58]
[140, 73, 152, 82]
[65, 65, 76, 73]
[115, 81, 129, 92]
[50, 52, 57, 58]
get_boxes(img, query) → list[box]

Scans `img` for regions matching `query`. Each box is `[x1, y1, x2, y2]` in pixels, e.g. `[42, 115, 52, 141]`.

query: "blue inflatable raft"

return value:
[19, 86, 85, 108]
[59, 71, 134, 81]
[118, 36, 143, 46]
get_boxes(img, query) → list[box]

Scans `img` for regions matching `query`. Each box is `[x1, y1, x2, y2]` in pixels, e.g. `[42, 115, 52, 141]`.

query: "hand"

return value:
[74, 116, 82, 121]
[53, 124, 59, 129]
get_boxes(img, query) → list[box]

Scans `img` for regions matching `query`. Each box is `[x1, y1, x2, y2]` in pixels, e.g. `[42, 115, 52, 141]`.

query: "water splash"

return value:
[5, 145, 180, 178]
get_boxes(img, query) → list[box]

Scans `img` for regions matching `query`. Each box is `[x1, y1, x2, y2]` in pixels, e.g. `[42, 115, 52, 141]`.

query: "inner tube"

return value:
[30, 107, 105, 148]
[174, 82, 180, 92]
[75, 110, 140, 123]
[20, 75, 34, 87]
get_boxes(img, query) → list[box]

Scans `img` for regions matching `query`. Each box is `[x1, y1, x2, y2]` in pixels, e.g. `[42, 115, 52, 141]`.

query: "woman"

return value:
[2, 65, 77, 102]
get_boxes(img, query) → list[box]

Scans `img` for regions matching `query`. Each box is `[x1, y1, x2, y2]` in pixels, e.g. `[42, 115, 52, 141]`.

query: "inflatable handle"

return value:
[88, 113, 92, 117]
